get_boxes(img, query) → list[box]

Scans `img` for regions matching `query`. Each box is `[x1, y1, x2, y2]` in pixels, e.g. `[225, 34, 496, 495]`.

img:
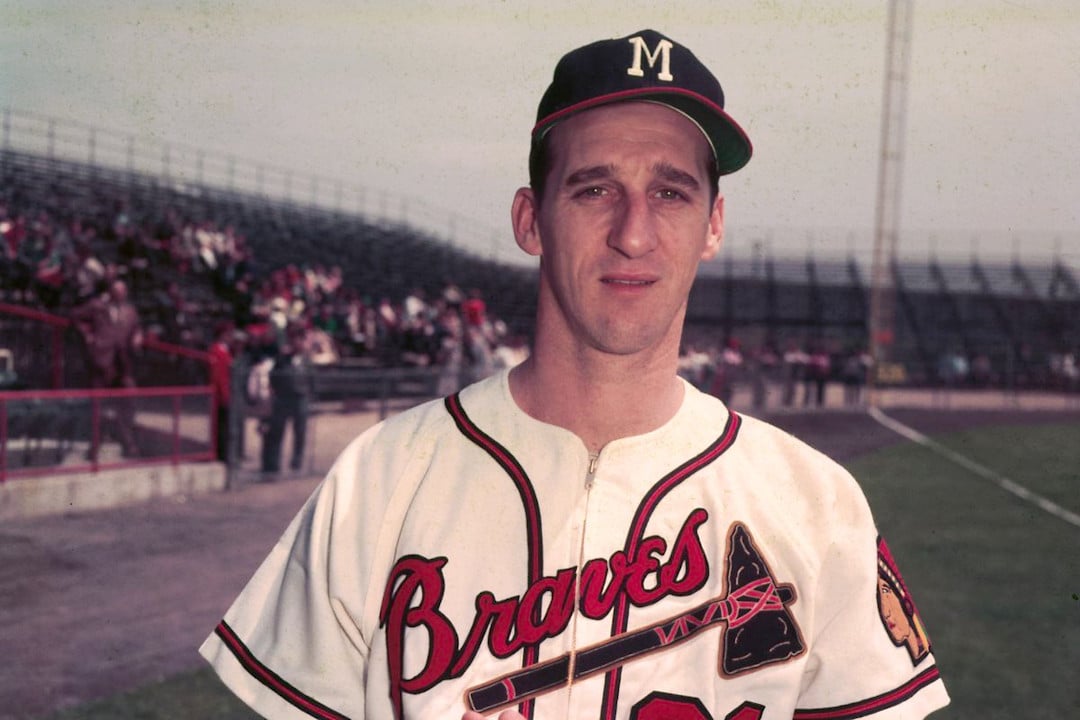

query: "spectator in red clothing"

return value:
[209, 321, 235, 462]
[461, 287, 487, 328]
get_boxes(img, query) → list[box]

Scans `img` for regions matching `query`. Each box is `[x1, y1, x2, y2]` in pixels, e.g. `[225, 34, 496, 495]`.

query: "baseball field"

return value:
[6, 400, 1079, 720]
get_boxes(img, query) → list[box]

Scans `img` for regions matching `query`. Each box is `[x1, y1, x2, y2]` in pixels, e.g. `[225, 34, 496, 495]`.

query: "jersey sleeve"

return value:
[793, 473, 950, 719]
[198, 474, 364, 719]
[199, 422, 414, 720]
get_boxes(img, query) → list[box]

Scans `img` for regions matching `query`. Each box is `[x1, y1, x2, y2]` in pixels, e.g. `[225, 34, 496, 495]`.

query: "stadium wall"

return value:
[0, 460, 225, 520]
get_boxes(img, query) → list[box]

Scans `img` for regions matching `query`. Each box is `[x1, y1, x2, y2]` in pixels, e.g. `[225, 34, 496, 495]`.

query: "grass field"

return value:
[848, 420, 1080, 719]
[34, 420, 1080, 720]
[36, 669, 257, 720]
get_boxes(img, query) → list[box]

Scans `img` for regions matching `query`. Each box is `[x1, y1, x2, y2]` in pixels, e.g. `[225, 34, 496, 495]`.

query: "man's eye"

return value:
[577, 187, 607, 198]
[656, 189, 686, 201]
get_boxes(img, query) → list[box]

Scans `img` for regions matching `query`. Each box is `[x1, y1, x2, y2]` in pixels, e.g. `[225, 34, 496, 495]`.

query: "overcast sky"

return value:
[2, 1, 1078, 266]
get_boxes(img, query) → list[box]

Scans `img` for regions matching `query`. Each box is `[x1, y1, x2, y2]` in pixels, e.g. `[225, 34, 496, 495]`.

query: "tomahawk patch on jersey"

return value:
[719, 523, 805, 676]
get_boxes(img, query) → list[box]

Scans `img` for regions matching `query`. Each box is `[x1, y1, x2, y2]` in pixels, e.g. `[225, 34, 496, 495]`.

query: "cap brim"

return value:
[655, 92, 752, 176]
[533, 87, 752, 176]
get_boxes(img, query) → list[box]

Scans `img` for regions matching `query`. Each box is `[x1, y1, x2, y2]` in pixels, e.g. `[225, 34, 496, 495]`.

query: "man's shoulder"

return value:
[728, 409, 861, 489]
[371, 393, 456, 441]
[339, 373, 505, 461]
[322, 376, 508, 504]
[735, 410, 834, 454]
[683, 387, 830, 457]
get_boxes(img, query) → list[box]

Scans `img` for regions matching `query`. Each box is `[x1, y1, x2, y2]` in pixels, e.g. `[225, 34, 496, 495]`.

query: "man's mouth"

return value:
[602, 278, 656, 286]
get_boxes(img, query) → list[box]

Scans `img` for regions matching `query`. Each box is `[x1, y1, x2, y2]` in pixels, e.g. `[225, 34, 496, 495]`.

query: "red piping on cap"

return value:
[532, 86, 730, 137]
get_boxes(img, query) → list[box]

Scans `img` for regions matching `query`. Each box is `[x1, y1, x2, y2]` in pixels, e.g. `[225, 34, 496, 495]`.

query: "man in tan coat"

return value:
[72, 279, 143, 457]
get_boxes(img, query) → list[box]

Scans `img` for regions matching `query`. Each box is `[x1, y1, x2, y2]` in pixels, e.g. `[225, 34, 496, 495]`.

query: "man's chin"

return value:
[586, 325, 676, 358]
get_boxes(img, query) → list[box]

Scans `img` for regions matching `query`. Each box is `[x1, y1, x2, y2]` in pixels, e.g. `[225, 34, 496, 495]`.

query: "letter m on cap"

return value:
[626, 36, 674, 81]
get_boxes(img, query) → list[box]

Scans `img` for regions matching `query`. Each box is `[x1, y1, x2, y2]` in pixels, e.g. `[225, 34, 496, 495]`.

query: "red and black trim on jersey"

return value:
[600, 410, 744, 720]
[792, 665, 942, 719]
[213, 619, 351, 720]
[445, 392, 545, 719]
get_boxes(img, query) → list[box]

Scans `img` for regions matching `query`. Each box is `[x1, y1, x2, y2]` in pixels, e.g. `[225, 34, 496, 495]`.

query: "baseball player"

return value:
[201, 29, 950, 720]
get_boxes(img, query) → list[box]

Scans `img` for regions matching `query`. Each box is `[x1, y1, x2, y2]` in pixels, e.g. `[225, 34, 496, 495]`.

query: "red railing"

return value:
[0, 301, 212, 388]
[0, 385, 215, 483]
[142, 335, 213, 363]
[1, 301, 218, 482]
[0, 301, 69, 388]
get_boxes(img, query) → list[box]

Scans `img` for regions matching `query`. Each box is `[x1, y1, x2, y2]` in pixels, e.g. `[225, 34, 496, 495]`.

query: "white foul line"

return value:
[867, 407, 1080, 529]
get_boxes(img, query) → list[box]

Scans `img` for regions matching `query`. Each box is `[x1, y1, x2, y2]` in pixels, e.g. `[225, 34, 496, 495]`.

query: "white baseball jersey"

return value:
[201, 369, 949, 719]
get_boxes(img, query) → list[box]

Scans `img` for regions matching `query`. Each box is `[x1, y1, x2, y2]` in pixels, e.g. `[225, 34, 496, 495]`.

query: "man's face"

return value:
[514, 101, 723, 357]
[109, 281, 127, 303]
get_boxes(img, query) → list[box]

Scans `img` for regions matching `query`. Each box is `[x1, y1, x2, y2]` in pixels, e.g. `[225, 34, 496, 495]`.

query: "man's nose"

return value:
[606, 194, 658, 259]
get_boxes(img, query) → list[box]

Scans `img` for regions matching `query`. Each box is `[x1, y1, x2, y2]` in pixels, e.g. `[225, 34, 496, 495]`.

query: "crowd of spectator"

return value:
[680, 336, 1080, 409]
[1, 197, 525, 381]
[678, 338, 874, 410]
[937, 347, 1080, 392]
[3, 189, 530, 471]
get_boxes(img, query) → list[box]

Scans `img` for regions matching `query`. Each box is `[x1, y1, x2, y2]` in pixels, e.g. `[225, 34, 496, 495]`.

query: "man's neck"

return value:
[508, 337, 685, 454]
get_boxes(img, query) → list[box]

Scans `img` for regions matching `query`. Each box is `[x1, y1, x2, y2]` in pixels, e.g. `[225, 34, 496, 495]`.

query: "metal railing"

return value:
[0, 302, 211, 389]
[0, 385, 215, 483]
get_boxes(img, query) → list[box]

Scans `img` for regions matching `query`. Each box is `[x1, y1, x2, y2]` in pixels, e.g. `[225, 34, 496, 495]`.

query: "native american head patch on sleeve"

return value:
[876, 537, 931, 665]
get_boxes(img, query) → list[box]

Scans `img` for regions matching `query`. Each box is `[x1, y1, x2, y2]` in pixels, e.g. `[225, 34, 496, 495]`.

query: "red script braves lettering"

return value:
[379, 509, 710, 712]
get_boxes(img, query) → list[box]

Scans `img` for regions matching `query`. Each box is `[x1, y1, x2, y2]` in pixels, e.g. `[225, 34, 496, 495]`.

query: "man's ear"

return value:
[701, 193, 724, 261]
[511, 187, 543, 257]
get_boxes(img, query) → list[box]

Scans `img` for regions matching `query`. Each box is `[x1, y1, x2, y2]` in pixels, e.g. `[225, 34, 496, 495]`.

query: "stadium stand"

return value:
[2, 110, 1079, 404]
[0, 146, 537, 382]
[687, 254, 1078, 389]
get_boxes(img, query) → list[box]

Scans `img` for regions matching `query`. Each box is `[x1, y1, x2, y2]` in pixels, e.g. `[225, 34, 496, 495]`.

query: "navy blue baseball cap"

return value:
[533, 29, 752, 176]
